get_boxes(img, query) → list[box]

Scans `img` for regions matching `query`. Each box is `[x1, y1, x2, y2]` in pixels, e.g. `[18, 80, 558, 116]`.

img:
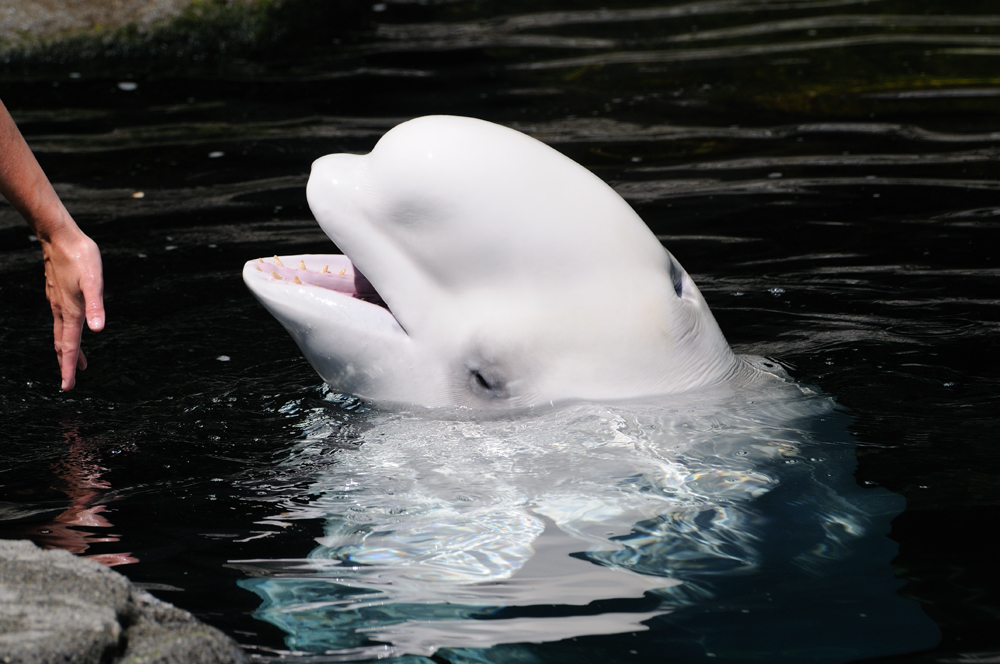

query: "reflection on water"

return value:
[13, 427, 136, 567]
[233, 362, 937, 661]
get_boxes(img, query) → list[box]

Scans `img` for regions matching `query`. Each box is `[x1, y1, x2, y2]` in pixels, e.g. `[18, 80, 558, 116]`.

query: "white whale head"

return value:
[243, 115, 737, 407]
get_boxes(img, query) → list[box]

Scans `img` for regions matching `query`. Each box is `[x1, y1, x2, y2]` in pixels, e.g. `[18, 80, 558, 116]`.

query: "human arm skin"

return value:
[0, 98, 104, 391]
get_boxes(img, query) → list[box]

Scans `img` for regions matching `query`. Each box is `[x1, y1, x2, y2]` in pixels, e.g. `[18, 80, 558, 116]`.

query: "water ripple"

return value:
[660, 14, 1000, 44]
[375, 0, 890, 40]
[27, 116, 398, 153]
[48, 175, 308, 217]
[613, 176, 1000, 202]
[515, 34, 1000, 70]
[636, 149, 1000, 172]
[513, 118, 1000, 145]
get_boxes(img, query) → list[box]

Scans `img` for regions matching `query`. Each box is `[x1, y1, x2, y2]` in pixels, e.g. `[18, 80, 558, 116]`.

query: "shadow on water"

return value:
[2, 0, 1000, 661]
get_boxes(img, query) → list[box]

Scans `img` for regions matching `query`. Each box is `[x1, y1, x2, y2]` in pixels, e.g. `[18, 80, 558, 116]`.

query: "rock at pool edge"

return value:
[0, 539, 245, 664]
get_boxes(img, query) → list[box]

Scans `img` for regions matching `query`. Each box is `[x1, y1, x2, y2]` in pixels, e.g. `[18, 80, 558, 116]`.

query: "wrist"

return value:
[31, 201, 82, 247]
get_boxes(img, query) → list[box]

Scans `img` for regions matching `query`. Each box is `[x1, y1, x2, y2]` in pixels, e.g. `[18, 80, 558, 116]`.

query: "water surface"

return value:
[1, 1, 998, 662]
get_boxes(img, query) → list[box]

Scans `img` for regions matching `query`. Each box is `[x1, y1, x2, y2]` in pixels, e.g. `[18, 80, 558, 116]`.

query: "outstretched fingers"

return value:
[52, 300, 85, 391]
[54, 290, 90, 390]
[46, 230, 104, 391]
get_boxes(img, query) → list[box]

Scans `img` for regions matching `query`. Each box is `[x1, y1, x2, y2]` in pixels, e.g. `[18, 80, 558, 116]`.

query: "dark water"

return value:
[1, 1, 999, 661]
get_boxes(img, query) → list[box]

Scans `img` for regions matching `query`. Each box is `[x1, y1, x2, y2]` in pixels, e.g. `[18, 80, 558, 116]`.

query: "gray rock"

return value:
[0, 0, 246, 46]
[0, 540, 245, 664]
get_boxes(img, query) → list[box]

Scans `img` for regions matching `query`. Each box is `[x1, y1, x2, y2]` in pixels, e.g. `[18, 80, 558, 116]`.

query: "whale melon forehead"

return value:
[318, 115, 669, 291]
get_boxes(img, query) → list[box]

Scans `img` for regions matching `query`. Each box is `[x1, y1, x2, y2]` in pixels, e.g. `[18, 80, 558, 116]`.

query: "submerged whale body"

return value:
[235, 370, 939, 660]
[243, 115, 739, 407]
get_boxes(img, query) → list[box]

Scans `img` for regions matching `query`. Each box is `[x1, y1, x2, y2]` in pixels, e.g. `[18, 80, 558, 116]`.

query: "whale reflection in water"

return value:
[236, 359, 938, 662]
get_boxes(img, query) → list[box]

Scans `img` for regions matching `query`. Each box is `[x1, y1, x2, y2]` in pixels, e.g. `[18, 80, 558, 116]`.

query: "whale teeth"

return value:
[338, 268, 346, 276]
[258, 257, 264, 263]
[272, 271, 283, 280]
[273, 255, 284, 267]
[320, 265, 329, 273]
[293, 276, 302, 284]
[255, 265, 262, 271]
[298, 261, 306, 270]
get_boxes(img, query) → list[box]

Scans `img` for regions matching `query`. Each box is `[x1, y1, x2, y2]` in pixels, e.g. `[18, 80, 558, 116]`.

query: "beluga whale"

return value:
[236, 117, 942, 659]
[243, 115, 739, 407]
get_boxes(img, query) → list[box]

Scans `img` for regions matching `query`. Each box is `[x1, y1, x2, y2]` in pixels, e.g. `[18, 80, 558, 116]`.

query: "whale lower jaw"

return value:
[243, 254, 443, 403]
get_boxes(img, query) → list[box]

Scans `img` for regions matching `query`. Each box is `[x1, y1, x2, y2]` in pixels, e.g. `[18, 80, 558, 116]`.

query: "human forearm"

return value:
[0, 99, 74, 240]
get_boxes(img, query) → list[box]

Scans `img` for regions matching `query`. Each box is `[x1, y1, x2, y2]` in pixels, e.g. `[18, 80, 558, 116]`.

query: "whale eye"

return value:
[473, 371, 491, 390]
[469, 368, 506, 399]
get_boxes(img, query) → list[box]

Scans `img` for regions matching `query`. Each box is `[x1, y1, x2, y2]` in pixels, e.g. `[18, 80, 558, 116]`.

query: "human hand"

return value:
[40, 221, 105, 390]
[0, 98, 105, 390]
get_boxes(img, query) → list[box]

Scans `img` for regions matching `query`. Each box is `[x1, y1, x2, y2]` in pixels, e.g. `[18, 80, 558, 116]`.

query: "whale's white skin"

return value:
[237, 365, 939, 658]
[243, 115, 738, 407]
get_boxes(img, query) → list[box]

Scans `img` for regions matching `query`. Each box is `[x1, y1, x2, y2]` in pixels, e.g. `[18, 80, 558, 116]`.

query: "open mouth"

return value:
[249, 254, 387, 308]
